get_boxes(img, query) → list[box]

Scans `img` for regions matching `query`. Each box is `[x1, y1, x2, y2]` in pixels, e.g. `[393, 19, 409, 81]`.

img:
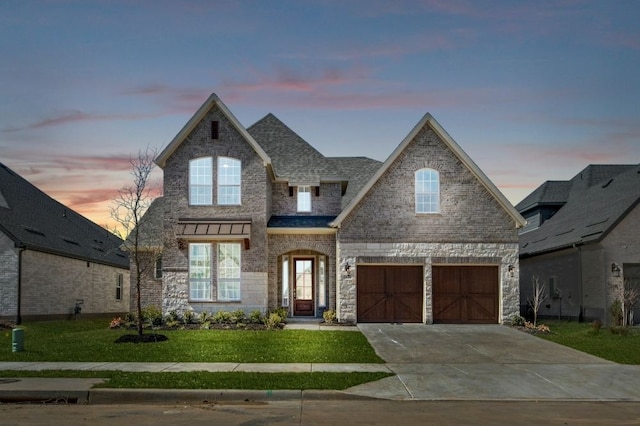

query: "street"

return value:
[1, 400, 639, 425]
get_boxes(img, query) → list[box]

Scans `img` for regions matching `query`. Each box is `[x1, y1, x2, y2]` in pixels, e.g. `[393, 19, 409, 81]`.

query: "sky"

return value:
[1, 0, 639, 231]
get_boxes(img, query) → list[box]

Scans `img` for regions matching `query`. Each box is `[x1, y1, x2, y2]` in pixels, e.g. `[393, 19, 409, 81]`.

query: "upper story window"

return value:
[415, 168, 440, 214]
[297, 186, 311, 212]
[189, 157, 213, 205]
[218, 157, 241, 205]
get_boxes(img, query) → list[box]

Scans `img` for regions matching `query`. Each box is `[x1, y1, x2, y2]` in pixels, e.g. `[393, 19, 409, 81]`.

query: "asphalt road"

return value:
[1, 400, 640, 425]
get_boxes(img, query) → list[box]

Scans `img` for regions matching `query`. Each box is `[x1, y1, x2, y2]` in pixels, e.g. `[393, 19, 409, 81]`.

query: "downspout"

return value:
[577, 245, 583, 322]
[17, 246, 25, 325]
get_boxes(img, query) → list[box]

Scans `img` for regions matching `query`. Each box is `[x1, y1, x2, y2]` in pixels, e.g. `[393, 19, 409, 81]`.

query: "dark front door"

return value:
[294, 258, 314, 316]
[432, 265, 498, 324]
[357, 265, 423, 323]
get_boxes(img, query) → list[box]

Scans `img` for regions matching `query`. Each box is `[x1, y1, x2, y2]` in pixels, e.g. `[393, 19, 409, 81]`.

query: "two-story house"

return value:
[141, 93, 524, 324]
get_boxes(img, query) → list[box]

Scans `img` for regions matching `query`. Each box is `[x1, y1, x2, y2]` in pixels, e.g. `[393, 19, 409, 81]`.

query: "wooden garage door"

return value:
[357, 265, 423, 323]
[432, 265, 498, 324]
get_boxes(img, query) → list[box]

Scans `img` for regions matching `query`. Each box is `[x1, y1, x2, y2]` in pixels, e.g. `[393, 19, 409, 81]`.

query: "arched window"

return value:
[218, 157, 241, 205]
[189, 157, 213, 205]
[415, 168, 439, 213]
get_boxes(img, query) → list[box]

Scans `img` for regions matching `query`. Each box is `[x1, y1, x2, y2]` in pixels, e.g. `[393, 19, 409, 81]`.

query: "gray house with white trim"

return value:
[141, 93, 525, 324]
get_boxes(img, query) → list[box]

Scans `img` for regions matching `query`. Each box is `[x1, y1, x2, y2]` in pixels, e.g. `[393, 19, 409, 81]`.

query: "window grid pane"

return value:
[218, 243, 241, 301]
[190, 158, 212, 205]
[218, 157, 241, 205]
[415, 169, 440, 213]
[189, 243, 211, 300]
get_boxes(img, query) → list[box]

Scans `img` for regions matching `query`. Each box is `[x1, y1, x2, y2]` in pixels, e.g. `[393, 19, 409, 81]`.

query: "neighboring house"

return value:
[0, 163, 130, 322]
[142, 93, 524, 324]
[517, 164, 640, 324]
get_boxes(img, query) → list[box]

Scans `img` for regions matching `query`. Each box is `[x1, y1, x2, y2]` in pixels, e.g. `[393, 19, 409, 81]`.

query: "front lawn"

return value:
[536, 320, 640, 364]
[0, 319, 384, 364]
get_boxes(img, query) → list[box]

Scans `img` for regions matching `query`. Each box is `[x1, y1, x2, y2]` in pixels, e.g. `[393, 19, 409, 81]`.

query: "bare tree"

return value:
[527, 276, 547, 326]
[622, 279, 640, 327]
[110, 147, 158, 336]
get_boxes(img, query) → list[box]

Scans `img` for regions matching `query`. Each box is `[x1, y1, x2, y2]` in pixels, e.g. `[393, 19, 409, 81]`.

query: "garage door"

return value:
[432, 265, 498, 324]
[357, 265, 423, 323]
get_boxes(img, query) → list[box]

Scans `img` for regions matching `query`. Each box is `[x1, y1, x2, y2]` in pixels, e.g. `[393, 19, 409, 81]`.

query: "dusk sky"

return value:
[1, 1, 639, 231]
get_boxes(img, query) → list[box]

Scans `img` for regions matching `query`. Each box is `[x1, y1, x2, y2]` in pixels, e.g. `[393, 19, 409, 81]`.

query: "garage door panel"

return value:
[357, 265, 423, 323]
[433, 266, 498, 324]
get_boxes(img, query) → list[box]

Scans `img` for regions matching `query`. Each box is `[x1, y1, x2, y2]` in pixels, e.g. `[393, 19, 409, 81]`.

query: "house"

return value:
[0, 163, 130, 322]
[517, 164, 640, 324]
[142, 93, 524, 324]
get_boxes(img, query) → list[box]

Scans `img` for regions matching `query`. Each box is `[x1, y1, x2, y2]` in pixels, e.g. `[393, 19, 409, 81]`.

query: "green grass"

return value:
[0, 370, 392, 390]
[0, 319, 383, 363]
[536, 320, 640, 364]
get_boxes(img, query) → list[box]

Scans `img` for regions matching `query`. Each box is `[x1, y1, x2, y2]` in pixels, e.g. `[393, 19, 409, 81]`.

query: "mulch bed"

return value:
[114, 333, 169, 344]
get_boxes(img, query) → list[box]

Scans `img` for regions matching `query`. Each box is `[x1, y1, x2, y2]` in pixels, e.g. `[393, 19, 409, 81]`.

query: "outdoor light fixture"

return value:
[508, 265, 514, 278]
[345, 262, 351, 277]
[611, 262, 621, 277]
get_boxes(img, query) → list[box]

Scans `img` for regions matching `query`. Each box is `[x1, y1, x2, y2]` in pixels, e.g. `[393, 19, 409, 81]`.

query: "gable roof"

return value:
[247, 113, 347, 186]
[155, 93, 272, 169]
[330, 113, 526, 228]
[0, 163, 129, 269]
[519, 164, 640, 256]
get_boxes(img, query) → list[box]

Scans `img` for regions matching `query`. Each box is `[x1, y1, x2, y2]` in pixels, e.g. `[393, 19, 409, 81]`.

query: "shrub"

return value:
[610, 299, 623, 326]
[263, 312, 282, 330]
[199, 311, 210, 324]
[183, 310, 195, 324]
[167, 310, 180, 322]
[323, 309, 337, 324]
[213, 310, 232, 324]
[524, 321, 550, 333]
[272, 307, 288, 323]
[511, 314, 526, 327]
[589, 320, 602, 335]
[200, 321, 211, 330]
[141, 306, 163, 326]
[123, 312, 136, 323]
[231, 309, 246, 324]
[249, 310, 263, 324]
[609, 325, 630, 335]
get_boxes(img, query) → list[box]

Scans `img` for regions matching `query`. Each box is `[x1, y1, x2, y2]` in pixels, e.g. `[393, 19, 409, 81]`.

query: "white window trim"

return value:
[217, 156, 241, 205]
[415, 168, 440, 214]
[218, 242, 241, 301]
[189, 243, 212, 301]
[297, 186, 311, 212]
[189, 157, 213, 205]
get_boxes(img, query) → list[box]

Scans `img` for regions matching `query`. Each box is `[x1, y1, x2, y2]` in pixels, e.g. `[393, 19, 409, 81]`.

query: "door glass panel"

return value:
[296, 259, 313, 300]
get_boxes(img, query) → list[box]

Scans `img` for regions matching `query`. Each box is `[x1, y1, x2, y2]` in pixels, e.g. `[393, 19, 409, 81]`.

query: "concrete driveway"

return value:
[346, 324, 640, 401]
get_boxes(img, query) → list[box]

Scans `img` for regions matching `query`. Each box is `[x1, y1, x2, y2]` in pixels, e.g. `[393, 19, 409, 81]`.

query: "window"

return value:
[218, 157, 241, 205]
[218, 243, 241, 301]
[415, 168, 440, 213]
[189, 243, 212, 300]
[116, 273, 123, 300]
[297, 186, 311, 212]
[282, 256, 289, 307]
[154, 256, 163, 279]
[318, 256, 326, 308]
[190, 157, 213, 205]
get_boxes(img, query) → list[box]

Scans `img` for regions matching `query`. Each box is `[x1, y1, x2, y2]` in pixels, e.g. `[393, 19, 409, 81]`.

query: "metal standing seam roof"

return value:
[519, 164, 640, 256]
[0, 162, 129, 269]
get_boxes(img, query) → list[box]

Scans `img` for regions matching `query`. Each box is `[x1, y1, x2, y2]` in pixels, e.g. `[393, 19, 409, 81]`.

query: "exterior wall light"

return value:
[508, 265, 514, 277]
[611, 262, 621, 277]
[345, 262, 351, 277]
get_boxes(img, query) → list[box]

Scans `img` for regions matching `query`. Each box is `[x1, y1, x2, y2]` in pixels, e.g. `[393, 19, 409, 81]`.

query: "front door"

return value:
[294, 258, 314, 316]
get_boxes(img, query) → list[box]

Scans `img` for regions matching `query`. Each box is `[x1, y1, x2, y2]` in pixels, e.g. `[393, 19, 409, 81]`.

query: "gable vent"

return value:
[211, 120, 219, 140]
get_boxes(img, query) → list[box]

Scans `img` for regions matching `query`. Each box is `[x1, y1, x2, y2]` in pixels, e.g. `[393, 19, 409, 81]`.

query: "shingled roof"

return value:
[0, 163, 129, 268]
[327, 157, 383, 208]
[247, 113, 347, 186]
[519, 164, 640, 257]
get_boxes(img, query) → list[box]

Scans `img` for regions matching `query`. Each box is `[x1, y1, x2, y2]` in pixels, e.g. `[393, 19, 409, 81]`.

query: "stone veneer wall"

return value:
[0, 231, 19, 320]
[267, 233, 336, 313]
[162, 270, 267, 315]
[336, 242, 520, 324]
[19, 249, 130, 319]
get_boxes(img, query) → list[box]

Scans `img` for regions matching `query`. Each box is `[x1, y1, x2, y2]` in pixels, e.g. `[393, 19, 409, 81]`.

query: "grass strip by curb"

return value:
[0, 370, 393, 390]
